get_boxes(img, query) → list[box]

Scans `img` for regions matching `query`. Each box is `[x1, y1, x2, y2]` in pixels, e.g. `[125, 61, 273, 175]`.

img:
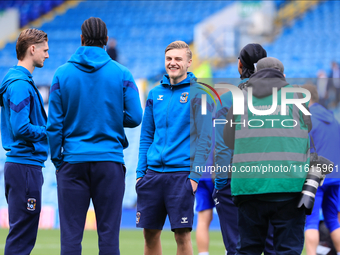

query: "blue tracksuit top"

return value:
[214, 79, 247, 189]
[214, 90, 233, 189]
[309, 103, 340, 185]
[47, 46, 143, 169]
[0, 65, 48, 166]
[136, 72, 213, 183]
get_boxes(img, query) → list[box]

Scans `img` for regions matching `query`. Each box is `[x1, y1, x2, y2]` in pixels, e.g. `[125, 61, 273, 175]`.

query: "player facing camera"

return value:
[297, 152, 334, 215]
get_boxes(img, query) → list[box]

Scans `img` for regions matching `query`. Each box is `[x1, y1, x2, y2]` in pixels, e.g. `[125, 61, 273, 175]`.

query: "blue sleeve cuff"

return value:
[53, 160, 63, 170]
[189, 171, 201, 184]
[214, 178, 228, 190]
[136, 170, 146, 179]
[189, 177, 200, 184]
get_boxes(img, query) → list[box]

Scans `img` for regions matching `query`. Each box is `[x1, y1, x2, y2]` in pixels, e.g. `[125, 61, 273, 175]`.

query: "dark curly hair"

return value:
[81, 17, 108, 47]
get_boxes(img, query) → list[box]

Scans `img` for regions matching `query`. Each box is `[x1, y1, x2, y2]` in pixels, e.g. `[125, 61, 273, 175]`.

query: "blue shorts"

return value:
[136, 170, 195, 231]
[306, 184, 340, 233]
[195, 179, 215, 212]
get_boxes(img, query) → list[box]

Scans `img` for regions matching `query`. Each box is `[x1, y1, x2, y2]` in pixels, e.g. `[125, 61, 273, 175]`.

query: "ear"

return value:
[187, 58, 192, 69]
[237, 59, 243, 75]
[106, 36, 109, 45]
[238, 59, 243, 69]
[80, 34, 85, 46]
[29, 45, 35, 56]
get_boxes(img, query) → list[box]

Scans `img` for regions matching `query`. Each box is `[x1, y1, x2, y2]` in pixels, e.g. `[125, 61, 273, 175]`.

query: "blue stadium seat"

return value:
[0, 0, 65, 27]
[216, 1, 340, 80]
[0, 1, 234, 83]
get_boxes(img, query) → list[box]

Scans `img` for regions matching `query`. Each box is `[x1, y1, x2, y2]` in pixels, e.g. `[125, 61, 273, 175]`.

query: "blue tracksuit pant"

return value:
[4, 162, 43, 255]
[212, 179, 276, 255]
[57, 161, 125, 255]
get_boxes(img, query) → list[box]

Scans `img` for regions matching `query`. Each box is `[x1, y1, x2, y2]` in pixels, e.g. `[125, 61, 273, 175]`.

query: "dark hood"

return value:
[68, 46, 111, 73]
[246, 68, 288, 98]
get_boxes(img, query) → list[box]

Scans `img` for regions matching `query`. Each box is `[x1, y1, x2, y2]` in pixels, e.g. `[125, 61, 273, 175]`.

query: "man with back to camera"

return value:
[47, 17, 143, 255]
[302, 84, 340, 255]
[195, 135, 215, 255]
[0, 28, 49, 255]
[136, 41, 213, 255]
[224, 57, 310, 255]
[213, 43, 275, 255]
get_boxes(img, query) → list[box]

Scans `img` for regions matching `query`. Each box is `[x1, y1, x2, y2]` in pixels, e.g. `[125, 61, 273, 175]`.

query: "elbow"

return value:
[125, 112, 143, 128]
[133, 114, 143, 127]
[134, 109, 143, 126]
[13, 124, 46, 141]
[125, 120, 141, 128]
[12, 124, 30, 140]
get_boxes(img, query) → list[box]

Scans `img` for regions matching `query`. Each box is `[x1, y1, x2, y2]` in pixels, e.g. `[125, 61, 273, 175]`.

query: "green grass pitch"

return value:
[0, 229, 226, 254]
[0, 228, 307, 254]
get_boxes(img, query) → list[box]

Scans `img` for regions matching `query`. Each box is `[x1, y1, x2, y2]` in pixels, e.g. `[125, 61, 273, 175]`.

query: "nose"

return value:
[169, 59, 176, 66]
[46, 52, 49, 59]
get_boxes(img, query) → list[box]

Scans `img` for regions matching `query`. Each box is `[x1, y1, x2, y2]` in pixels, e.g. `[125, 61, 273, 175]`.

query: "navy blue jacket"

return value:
[47, 46, 142, 169]
[0, 66, 48, 166]
[136, 72, 213, 183]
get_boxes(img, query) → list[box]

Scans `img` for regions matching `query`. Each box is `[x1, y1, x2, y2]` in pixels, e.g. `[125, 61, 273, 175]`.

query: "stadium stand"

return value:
[0, 0, 64, 27]
[214, 0, 340, 80]
[0, 1, 234, 85]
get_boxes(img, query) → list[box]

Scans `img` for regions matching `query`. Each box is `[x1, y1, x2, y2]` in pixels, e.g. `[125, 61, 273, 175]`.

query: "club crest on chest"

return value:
[180, 92, 189, 103]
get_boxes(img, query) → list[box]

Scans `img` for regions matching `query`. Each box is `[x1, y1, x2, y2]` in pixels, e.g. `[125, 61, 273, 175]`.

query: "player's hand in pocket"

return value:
[190, 179, 198, 193]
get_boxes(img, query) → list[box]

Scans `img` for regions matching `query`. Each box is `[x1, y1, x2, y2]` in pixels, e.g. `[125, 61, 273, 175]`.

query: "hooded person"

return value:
[223, 57, 310, 255]
[213, 44, 276, 255]
[46, 17, 142, 255]
[238, 43, 267, 82]
[303, 84, 340, 255]
[215, 43, 268, 188]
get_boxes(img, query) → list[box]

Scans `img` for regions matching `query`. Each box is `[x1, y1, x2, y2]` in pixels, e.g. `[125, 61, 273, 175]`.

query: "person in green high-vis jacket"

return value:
[224, 57, 310, 255]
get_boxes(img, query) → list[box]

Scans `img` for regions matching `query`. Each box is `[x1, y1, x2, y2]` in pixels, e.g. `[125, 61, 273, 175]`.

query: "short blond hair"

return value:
[165, 41, 192, 60]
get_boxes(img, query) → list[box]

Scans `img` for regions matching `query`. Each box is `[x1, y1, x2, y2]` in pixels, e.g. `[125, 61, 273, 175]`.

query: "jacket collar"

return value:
[160, 72, 197, 87]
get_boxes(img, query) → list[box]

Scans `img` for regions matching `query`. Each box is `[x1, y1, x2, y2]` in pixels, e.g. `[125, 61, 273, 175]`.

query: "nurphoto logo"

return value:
[199, 83, 311, 128]
[202, 84, 311, 116]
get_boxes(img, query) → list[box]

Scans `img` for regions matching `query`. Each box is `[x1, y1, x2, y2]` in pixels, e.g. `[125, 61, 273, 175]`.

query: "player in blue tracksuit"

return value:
[195, 126, 215, 255]
[136, 41, 213, 255]
[213, 88, 236, 255]
[303, 84, 340, 255]
[0, 28, 49, 255]
[47, 18, 142, 255]
[213, 43, 275, 255]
